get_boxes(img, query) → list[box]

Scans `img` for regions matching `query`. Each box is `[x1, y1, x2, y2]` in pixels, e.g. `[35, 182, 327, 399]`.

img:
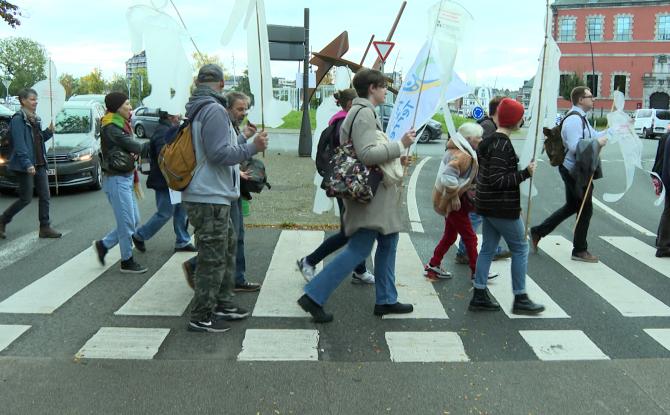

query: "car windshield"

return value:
[55, 108, 91, 134]
[656, 110, 670, 120]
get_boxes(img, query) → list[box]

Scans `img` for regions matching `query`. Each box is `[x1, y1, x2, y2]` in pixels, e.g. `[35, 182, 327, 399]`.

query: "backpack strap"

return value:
[560, 110, 589, 139]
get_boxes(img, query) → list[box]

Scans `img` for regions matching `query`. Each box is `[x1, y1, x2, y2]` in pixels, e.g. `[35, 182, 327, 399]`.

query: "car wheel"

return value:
[135, 124, 145, 138]
[643, 128, 651, 139]
[89, 158, 102, 191]
[418, 129, 431, 144]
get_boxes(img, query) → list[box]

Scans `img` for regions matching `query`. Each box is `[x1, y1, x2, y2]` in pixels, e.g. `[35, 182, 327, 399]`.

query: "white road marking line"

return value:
[252, 230, 323, 317]
[0, 230, 71, 270]
[0, 324, 31, 352]
[0, 245, 121, 314]
[382, 233, 448, 320]
[75, 327, 170, 360]
[385, 331, 469, 362]
[592, 197, 656, 237]
[644, 329, 670, 352]
[237, 329, 319, 361]
[520, 330, 610, 361]
[407, 156, 431, 233]
[115, 252, 195, 316]
[600, 236, 670, 280]
[472, 234, 570, 319]
[540, 235, 670, 317]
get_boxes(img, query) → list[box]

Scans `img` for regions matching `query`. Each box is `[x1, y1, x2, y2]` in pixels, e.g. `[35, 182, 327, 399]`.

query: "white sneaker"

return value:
[352, 270, 375, 284]
[297, 257, 315, 282]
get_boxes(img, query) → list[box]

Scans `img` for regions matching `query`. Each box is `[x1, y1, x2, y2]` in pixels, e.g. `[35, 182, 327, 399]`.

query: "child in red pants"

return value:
[426, 123, 498, 281]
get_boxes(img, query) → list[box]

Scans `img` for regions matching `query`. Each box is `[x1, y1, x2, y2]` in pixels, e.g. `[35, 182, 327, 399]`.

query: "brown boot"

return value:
[39, 226, 62, 239]
[0, 221, 5, 239]
[571, 251, 598, 263]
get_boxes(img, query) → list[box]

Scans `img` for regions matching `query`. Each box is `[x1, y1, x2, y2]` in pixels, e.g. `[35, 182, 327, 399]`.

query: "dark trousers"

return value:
[0, 166, 51, 227]
[305, 198, 367, 274]
[657, 192, 670, 254]
[532, 165, 593, 254]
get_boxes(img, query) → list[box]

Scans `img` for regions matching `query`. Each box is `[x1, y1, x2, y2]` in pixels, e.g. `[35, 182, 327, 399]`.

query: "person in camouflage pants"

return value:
[184, 203, 237, 322]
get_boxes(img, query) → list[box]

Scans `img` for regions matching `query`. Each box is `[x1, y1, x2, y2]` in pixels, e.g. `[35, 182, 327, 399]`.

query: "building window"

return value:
[612, 74, 627, 95]
[585, 74, 599, 97]
[614, 15, 633, 41]
[586, 16, 603, 41]
[559, 17, 577, 42]
[658, 14, 670, 40]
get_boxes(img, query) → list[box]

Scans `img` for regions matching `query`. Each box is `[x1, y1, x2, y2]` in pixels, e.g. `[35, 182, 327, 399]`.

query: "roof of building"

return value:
[554, 0, 669, 7]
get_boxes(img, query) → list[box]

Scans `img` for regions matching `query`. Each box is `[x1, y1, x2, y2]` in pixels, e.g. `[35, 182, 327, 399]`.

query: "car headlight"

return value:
[0, 156, 6, 165]
[70, 148, 94, 162]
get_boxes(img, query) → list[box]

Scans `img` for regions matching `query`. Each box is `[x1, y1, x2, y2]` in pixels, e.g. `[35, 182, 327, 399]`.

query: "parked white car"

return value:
[634, 108, 670, 139]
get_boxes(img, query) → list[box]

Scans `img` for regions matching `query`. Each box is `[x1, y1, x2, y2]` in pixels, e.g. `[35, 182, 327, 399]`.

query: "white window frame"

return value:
[585, 15, 604, 42]
[558, 16, 577, 42]
[656, 13, 670, 41]
[610, 72, 630, 98]
[613, 14, 634, 41]
[583, 71, 602, 98]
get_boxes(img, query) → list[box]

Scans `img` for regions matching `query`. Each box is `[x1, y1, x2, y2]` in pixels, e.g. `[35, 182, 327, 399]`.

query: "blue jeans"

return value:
[102, 174, 140, 261]
[229, 198, 246, 284]
[473, 216, 528, 295]
[457, 212, 504, 256]
[135, 189, 190, 248]
[304, 229, 399, 306]
[187, 199, 247, 285]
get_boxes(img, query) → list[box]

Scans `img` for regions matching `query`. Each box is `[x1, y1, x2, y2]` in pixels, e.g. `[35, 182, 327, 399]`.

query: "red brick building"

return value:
[553, 0, 670, 112]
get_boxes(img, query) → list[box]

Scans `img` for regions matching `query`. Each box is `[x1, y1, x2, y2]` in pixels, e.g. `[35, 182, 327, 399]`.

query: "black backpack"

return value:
[240, 157, 271, 199]
[653, 133, 667, 178]
[0, 113, 18, 160]
[315, 118, 344, 177]
[542, 111, 587, 167]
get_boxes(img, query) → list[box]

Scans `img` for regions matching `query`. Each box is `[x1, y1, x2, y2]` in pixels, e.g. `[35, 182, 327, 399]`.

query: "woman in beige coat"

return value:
[297, 69, 416, 323]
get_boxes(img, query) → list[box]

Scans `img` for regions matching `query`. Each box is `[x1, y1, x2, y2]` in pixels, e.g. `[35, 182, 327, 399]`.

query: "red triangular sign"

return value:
[373, 41, 395, 63]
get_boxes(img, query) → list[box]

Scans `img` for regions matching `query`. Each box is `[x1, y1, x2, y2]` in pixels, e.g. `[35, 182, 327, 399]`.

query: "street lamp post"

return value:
[2, 78, 10, 103]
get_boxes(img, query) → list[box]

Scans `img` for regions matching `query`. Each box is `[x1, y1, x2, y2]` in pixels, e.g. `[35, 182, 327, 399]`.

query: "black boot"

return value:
[297, 294, 333, 323]
[0, 220, 5, 239]
[468, 288, 501, 312]
[512, 294, 545, 315]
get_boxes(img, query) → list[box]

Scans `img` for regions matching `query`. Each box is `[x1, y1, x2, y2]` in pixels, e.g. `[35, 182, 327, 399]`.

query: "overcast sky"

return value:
[1, 0, 547, 90]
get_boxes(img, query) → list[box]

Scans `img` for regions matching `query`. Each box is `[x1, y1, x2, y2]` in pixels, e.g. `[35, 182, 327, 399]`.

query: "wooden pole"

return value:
[48, 59, 59, 195]
[360, 34, 375, 66]
[524, 0, 551, 239]
[170, 0, 204, 61]
[573, 173, 594, 234]
[255, 1, 265, 157]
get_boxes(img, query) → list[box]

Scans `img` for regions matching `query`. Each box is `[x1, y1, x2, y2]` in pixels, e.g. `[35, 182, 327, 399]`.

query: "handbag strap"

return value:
[345, 104, 373, 143]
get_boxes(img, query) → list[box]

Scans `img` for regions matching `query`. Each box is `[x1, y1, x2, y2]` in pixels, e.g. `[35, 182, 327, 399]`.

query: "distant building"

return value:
[519, 77, 534, 110]
[553, 0, 670, 111]
[125, 51, 147, 80]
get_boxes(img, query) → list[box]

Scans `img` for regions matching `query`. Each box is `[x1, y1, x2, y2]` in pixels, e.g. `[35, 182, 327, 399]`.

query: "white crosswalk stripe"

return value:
[385, 331, 469, 362]
[0, 230, 71, 271]
[644, 329, 670, 352]
[75, 327, 170, 360]
[0, 244, 120, 314]
[237, 329, 319, 361]
[600, 236, 670, 280]
[539, 235, 670, 317]
[0, 324, 31, 352]
[519, 330, 610, 361]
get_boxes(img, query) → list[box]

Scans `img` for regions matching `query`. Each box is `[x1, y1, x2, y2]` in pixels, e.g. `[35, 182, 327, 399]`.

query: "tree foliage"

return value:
[77, 68, 106, 95]
[59, 73, 77, 99]
[192, 52, 224, 72]
[0, 37, 47, 94]
[0, 1, 20, 28]
[128, 68, 151, 107]
[233, 69, 252, 102]
[107, 74, 128, 94]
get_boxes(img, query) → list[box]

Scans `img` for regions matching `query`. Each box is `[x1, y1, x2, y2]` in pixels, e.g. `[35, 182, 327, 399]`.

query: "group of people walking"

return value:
[2, 64, 668, 330]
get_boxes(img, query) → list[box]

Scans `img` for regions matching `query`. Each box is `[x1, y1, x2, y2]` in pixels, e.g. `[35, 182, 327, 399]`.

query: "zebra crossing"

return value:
[0, 229, 669, 363]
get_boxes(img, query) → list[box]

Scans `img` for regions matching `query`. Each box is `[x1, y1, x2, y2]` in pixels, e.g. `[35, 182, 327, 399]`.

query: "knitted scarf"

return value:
[101, 112, 132, 134]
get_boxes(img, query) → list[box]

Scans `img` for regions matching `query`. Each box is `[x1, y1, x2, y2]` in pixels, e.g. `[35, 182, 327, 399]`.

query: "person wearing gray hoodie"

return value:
[183, 64, 268, 333]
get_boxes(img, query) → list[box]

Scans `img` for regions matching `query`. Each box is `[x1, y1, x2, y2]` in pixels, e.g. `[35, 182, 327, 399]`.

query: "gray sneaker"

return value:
[297, 257, 316, 282]
[352, 270, 375, 284]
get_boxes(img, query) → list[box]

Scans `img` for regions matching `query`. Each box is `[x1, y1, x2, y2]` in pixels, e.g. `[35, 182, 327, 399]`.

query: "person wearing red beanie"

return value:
[469, 98, 544, 315]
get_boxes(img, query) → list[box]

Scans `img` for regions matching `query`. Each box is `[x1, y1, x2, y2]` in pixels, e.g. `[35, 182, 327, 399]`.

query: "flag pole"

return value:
[524, 0, 551, 239]
[255, 1, 265, 157]
[48, 59, 59, 196]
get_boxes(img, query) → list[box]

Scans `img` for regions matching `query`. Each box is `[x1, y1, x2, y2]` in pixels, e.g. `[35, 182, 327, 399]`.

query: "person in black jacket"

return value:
[93, 92, 149, 273]
[0, 88, 61, 239]
[130, 111, 195, 253]
[469, 98, 544, 315]
[655, 128, 670, 257]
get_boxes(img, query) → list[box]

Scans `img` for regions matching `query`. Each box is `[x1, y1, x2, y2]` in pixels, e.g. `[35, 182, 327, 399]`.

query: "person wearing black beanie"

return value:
[93, 92, 149, 274]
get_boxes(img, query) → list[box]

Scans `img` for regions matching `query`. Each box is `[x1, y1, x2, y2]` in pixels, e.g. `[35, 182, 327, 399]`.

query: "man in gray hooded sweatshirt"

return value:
[183, 64, 268, 333]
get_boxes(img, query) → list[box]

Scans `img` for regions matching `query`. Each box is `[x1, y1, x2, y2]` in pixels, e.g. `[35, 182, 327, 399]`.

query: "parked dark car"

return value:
[0, 101, 105, 191]
[0, 104, 14, 167]
[131, 106, 161, 138]
[375, 103, 444, 143]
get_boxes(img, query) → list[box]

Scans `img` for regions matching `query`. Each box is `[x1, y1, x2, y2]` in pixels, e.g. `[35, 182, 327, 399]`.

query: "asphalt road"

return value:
[0, 135, 668, 414]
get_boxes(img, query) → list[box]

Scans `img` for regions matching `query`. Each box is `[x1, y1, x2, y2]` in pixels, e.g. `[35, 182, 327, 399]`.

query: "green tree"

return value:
[77, 68, 106, 94]
[233, 69, 251, 102]
[0, 37, 47, 94]
[560, 73, 585, 102]
[192, 52, 224, 71]
[0, 1, 21, 28]
[107, 74, 128, 94]
[59, 73, 77, 99]
[129, 68, 151, 107]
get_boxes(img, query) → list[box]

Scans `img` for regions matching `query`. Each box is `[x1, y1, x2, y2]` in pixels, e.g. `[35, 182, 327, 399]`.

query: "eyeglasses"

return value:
[582, 95, 594, 99]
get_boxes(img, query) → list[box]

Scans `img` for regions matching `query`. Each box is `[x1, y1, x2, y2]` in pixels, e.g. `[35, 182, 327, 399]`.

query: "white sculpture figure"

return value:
[221, 0, 291, 128]
[603, 90, 644, 203]
[311, 67, 352, 215]
[127, 0, 193, 115]
[31, 60, 66, 124]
